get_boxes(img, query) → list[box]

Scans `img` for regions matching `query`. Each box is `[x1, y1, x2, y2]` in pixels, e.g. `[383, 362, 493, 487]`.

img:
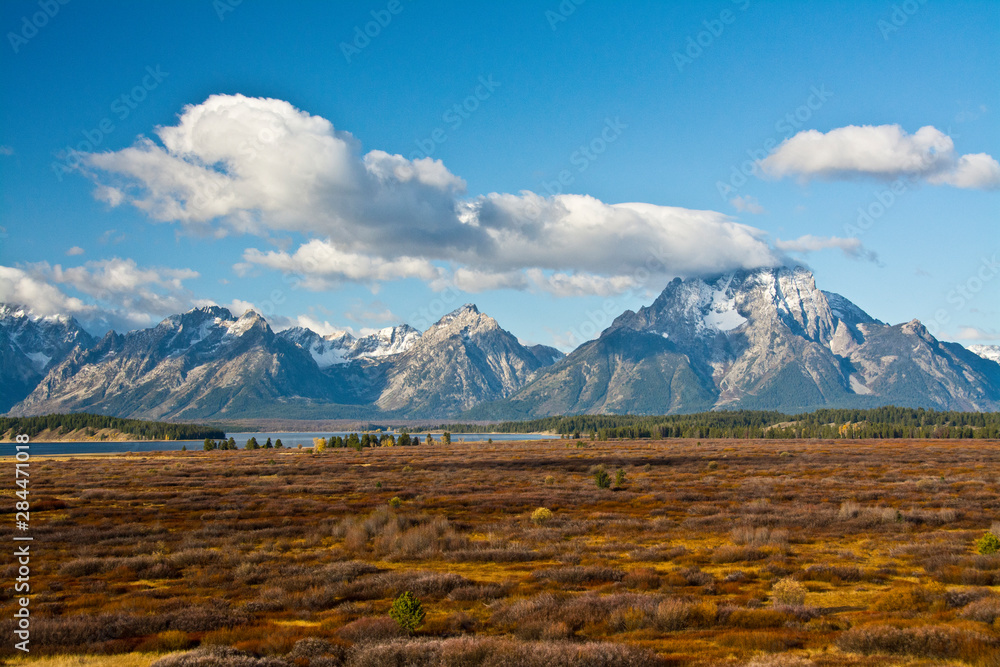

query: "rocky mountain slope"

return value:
[0, 305, 94, 413]
[470, 267, 1000, 417]
[3, 267, 998, 419]
[7, 304, 561, 420]
[374, 304, 561, 415]
[9, 307, 352, 420]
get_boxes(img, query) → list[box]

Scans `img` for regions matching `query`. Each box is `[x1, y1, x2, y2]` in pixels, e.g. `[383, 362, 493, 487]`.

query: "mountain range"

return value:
[3, 267, 999, 420]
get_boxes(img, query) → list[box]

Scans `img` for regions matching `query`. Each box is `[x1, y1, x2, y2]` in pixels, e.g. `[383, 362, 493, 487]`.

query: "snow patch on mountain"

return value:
[968, 344, 1000, 364]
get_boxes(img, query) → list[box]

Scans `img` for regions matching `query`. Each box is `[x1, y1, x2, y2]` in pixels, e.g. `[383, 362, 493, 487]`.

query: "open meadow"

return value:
[3, 437, 1000, 666]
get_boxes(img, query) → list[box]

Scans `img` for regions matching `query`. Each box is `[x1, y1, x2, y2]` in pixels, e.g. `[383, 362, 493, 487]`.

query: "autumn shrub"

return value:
[137, 630, 193, 653]
[347, 636, 662, 667]
[725, 608, 791, 629]
[152, 645, 289, 667]
[712, 544, 768, 563]
[447, 582, 510, 601]
[531, 507, 553, 526]
[836, 623, 996, 659]
[336, 616, 403, 644]
[871, 584, 938, 612]
[742, 655, 816, 667]
[287, 637, 344, 662]
[716, 629, 805, 652]
[730, 526, 788, 546]
[623, 567, 662, 590]
[961, 596, 1000, 624]
[654, 598, 717, 631]
[533, 565, 625, 585]
[800, 563, 865, 582]
[771, 577, 807, 606]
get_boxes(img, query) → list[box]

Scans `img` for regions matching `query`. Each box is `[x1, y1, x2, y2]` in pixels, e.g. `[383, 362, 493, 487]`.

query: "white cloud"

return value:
[775, 235, 879, 263]
[240, 239, 442, 290]
[761, 124, 1000, 190]
[3, 258, 202, 332]
[66, 246, 85, 256]
[80, 94, 882, 299]
[730, 195, 765, 214]
[928, 153, 1000, 189]
[0, 146, 14, 156]
[0, 265, 95, 319]
[954, 326, 999, 341]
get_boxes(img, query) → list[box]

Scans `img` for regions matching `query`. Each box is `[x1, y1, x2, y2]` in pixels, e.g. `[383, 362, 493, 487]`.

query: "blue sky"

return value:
[1, 0, 997, 350]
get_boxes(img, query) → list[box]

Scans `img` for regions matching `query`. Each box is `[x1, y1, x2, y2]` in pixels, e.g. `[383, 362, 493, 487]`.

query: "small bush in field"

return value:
[389, 591, 425, 633]
[337, 616, 403, 643]
[389, 496, 402, 509]
[531, 507, 553, 526]
[771, 577, 807, 606]
[543, 475, 555, 485]
[594, 467, 611, 489]
[871, 585, 936, 612]
[976, 531, 1000, 554]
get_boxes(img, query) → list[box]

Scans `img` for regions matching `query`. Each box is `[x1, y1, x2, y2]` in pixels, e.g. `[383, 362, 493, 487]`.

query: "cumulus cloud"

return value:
[66, 246, 85, 256]
[761, 124, 1000, 190]
[774, 235, 880, 263]
[239, 239, 442, 290]
[80, 94, 881, 298]
[0, 266, 96, 319]
[1, 259, 202, 332]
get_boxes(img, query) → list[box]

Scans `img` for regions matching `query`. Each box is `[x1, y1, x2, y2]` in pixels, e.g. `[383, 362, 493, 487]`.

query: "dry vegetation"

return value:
[3, 437, 1000, 666]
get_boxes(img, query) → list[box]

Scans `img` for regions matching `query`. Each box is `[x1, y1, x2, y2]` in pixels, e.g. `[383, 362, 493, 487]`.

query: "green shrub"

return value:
[976, 531, 1000, 555]
[389, 591, 425, 633]
[594, 467, 611, 489]
[615, 468, 626, 487]
[389, 496, 403, 509]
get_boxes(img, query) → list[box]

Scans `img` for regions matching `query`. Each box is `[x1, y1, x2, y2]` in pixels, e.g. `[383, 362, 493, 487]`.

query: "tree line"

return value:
[202, 432, 454, 451]
[438, 406, 1000, 440]
[0, 413, 225, 441]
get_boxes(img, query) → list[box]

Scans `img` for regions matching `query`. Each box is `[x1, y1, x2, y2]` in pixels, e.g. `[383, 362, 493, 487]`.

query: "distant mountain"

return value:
[6, 304, 559, 420]
[4, 268, 999, 420]
[469, 267, 1000, 418]
[969, 344, 1000, 365]
[277, 324, 421, 368]
[0, 305, 94, 413]
[375, 305, 560, 416]
[9, 307, 357, 420]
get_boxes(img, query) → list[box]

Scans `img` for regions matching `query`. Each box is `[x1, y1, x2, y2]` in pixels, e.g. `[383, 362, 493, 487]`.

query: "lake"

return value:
[0, 431, 560, 456]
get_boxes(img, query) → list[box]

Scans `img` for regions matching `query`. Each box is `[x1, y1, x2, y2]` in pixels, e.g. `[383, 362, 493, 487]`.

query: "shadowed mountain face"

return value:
[469, 267, 1000, 418]
[4, 267, 998, 419]
[0, 305, 94, 413]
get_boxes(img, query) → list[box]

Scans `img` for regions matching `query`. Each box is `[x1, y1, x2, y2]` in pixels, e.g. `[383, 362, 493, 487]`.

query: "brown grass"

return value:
[2, 437, 999, 665]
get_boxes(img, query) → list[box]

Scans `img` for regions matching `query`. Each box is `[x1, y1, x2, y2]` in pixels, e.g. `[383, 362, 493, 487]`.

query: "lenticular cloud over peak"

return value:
[78, 93, 871, 296]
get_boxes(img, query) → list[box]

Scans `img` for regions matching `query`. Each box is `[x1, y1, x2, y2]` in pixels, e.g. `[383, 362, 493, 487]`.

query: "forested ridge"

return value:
[0, 413, 225, 440]
[438, 406, 1000, 440]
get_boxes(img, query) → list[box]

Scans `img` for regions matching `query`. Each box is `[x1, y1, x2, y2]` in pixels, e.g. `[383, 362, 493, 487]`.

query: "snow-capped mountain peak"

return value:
[969, 344, 1000, 364]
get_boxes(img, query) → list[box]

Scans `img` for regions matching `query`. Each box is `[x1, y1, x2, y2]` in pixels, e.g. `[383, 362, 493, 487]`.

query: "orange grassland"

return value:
[2, 437, 999, 666]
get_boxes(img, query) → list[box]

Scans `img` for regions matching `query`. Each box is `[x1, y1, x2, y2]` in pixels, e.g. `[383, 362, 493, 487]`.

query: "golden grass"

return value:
[1, 437, 998, 665]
